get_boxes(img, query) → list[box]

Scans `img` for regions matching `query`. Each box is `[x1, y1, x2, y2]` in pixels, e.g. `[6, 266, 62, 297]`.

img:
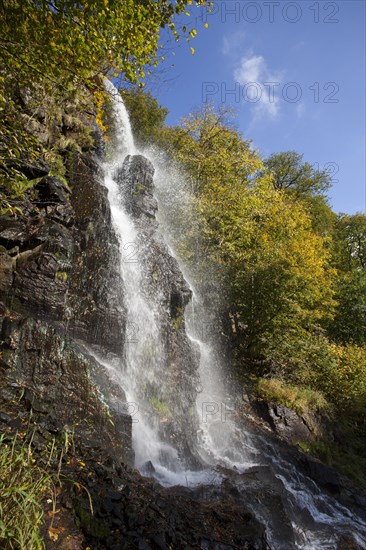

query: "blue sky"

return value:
[144, 0, 365, 214]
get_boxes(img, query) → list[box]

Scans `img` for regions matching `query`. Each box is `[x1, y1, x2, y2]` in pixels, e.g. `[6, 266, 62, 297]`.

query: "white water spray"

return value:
[103, 80, 180, 475]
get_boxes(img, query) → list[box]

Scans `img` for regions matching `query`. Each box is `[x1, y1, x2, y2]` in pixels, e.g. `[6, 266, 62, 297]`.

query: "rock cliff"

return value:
[0, 129, 133, 464]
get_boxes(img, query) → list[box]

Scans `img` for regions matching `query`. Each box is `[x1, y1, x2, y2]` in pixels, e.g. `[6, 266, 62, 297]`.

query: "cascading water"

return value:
[103, 81, 181, 477]
[102, 80, 366, 549]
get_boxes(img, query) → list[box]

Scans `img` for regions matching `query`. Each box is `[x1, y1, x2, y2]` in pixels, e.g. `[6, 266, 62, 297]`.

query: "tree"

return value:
[328, 213, 366, 344]
[264, 151, 331, 197]
[161, 107, 335, 356]
[332, 213, 366, 272]
[0, 0, 205, 89]
[199, 176, 335, 355]
[329, 270, 366, 345]
[160, 104, 262, 194]
[120, 88, 168, 146]
[263, 151, 335, 235]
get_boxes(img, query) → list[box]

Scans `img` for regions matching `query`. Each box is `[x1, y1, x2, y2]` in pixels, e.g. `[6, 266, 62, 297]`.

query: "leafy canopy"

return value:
[0, 0, 207, 88]
[155, 104, 335, 355]
[120, 88, 169, 146]
[263, 151, 335, 235]
[264, 151, 332, 197]
[160, 104, 262, 193]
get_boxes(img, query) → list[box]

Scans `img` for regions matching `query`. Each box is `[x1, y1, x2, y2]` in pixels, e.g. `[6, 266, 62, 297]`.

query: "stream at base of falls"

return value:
[101, 80, 366, 550]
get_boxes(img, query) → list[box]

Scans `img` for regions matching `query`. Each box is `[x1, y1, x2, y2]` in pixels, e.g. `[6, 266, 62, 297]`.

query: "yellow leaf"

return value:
[49, 531, 58, 542]
[190, 47, 195, 55]
[48, 527, 64, 542]
[204, 23, 209, 28]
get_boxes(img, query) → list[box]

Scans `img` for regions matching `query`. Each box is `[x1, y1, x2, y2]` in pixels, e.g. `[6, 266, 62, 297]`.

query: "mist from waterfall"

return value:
[148, 151, 260, 470]
[103, 80, 180, 477]
[102, 80, 366, 549]
[103, 79, 225, 486]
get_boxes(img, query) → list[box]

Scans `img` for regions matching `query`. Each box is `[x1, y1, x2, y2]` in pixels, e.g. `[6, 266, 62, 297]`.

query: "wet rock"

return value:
[268, 402, 313, 443]
[151, 533, 166, 549]
[13, 245, 69, 318]
[0, 217, 28, 247]
[142, 460, 156, 475]
[0, 309, 133, 463]
[1, 148, 132, 483]
[55, 446, 269, 550]
[138, 541, 152, 550]
[116, 155, 157, 219]
[337, 533, 363, 549]
[252, 399, 314, 444]
[68, 154, 126, 355]
[301, 456, 340, 494]
[0, 251, 14, 292]
[35, 176, 74, 226]
[1, 151, 126, 355]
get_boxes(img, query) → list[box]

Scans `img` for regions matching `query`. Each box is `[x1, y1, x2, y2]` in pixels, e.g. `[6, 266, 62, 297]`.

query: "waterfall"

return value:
[103, 81, 181, 477]
[103, 80, 366, 549]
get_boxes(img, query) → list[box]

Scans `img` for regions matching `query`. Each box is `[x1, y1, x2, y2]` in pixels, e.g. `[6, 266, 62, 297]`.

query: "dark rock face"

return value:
[39, 440, 269, 550]
[0, 147, 131, 463]
[0, 305, 133, 463]
[67, 154, 126, 355]
[267, 402, 313, 443]
[251, 399, 322, 445]
[116, 154, 157, 219]
[1, 157, 125, 355]
[115, 154, 200, 462]
[300, 455, 340, 494]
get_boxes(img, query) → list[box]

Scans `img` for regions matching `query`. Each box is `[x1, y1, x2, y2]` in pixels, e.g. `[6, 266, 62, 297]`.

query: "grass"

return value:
[299, 437, 366, 488]
[150, 397, 172, 420]
[0, 432, 55, 549]
[257, 377, 329, 417]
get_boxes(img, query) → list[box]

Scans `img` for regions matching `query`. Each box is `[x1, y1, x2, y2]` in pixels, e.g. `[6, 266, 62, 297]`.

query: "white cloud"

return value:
[296, 101, 306, 118]
[221, 31, 246, 56]
[234, 53, 283, 120]
[234, 55, 265, 84]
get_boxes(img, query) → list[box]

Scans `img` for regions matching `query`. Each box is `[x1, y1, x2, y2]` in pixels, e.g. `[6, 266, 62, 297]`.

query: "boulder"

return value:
[115, 154, 157, 219]
[267, 402, 313, 443]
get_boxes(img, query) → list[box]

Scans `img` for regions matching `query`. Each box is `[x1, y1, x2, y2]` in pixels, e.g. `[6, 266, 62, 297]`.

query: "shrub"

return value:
[257, 378, 329, 417]
[0, 432, 55, 549]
